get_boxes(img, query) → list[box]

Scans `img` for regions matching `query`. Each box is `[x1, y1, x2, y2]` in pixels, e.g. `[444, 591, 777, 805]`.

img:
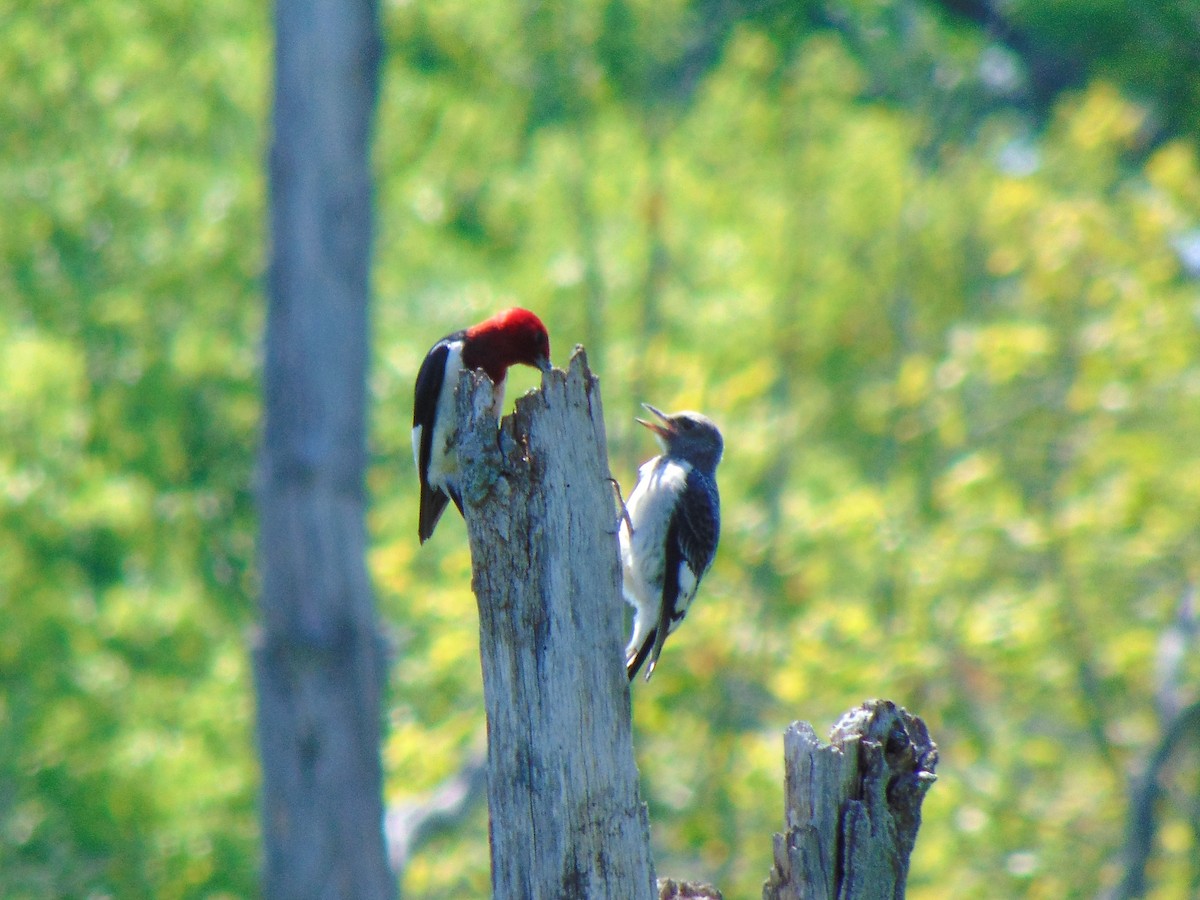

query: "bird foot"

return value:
[607, 476, 634, 536]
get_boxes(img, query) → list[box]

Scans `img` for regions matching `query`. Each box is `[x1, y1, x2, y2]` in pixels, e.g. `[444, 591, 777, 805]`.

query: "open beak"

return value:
[635, 403, 675, 440]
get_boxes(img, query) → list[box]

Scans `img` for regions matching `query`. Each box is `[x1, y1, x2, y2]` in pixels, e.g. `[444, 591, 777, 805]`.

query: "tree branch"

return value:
[1154, 584, 1198, 720]
[1112, 699, 1200, 900]
[386, 752, 488, 887]
[927, 0, 1088, 111]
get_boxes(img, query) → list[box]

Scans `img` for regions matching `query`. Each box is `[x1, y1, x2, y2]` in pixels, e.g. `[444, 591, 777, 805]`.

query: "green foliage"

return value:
[5, 0, 1200, 897]
[1, 0, 264, 895]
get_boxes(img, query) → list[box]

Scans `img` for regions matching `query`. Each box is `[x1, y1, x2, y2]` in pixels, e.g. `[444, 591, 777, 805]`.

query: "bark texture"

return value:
[763, 700, 938, 900]
[456, 347, 657, 900]
[659, 878, 724, 899]
[254, 0, 391, 896]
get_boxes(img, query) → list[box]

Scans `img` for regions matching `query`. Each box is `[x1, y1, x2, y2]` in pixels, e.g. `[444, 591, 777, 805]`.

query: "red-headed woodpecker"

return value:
[412, 308, 552, 543]
[620, 405, 723, 681]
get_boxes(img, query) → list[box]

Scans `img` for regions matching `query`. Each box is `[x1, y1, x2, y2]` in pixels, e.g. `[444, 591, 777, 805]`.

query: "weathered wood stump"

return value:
[763, 700, 938, 900]
[456, 347, 657, 900]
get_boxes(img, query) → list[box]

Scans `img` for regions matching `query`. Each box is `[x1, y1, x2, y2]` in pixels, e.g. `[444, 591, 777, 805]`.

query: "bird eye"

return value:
[680, 419, 694, 430]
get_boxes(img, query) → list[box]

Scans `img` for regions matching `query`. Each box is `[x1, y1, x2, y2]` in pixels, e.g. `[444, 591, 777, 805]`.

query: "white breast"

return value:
[412, 341, 509, 493]
[619, 456, 693, 652]
[412, 342, 464, 492]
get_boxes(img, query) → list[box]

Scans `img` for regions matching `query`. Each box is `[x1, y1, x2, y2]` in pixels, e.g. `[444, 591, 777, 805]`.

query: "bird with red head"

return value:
[412, 308, 552, 543]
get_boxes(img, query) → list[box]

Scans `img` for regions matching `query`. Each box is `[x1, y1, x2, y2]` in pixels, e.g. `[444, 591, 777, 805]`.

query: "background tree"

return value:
[254, 0, 391, 896]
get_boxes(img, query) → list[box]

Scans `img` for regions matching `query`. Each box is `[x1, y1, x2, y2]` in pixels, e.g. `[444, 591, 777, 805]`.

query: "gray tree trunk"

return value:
[763, 700, 938, 900]
[454, 348, 657, 900]
[254, 0, 392, 895]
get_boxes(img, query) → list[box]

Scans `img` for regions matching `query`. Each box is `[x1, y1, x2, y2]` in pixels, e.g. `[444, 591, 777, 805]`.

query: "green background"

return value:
[4, 0, 1200, 896]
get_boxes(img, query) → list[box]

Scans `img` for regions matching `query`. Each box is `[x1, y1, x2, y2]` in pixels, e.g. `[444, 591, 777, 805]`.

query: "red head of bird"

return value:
[462, 307, 552, 384]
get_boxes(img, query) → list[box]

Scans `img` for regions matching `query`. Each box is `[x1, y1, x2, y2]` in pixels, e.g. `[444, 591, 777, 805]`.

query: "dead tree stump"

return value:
[763, 700, 938, 900]
[455, 347, 657, 900]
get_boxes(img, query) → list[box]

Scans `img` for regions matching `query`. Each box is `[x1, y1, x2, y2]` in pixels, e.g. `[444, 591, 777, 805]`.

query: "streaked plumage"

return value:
[412, 308, 551, 543]
[620, 405, 722, 681]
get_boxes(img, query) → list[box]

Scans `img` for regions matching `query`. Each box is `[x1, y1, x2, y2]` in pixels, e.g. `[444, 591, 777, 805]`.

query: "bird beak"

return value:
[635, 403, 674, 440]
[535, 355, 552, 373]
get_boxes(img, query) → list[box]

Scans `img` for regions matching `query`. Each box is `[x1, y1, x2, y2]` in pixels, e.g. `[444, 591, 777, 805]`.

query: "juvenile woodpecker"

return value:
[620, 405, 722, 681]
[412, 307, 551, 543]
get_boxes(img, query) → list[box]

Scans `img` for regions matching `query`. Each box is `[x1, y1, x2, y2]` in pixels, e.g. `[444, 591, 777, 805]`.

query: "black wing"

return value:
[628, 471, 720, 681]
[413, 334, 464, 542]
[673, 469, 720, 582]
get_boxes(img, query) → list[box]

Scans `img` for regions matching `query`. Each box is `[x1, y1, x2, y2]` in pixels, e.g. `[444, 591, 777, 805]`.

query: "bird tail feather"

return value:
[625, 628, 657, 682]
[418, 487, 451, 544]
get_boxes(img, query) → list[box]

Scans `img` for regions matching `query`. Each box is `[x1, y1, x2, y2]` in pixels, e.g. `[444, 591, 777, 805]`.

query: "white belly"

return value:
[619, 456, 693, 652]
[412, 344, 507, 493]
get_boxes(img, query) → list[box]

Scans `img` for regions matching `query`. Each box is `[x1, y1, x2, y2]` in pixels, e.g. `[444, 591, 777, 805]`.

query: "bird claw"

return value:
[607, 476, 634, 536]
